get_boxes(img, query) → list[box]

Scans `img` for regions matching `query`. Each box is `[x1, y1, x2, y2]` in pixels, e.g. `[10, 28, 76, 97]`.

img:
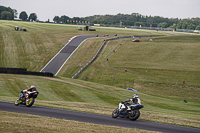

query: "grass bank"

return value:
[0, 20, 199, 129]
[0, 74, 199, 128]
[0, 111, 159, 133]
[0, 20, 171, 71]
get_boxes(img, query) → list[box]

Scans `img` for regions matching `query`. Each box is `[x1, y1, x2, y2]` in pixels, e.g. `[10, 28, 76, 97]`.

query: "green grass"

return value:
[66, 36, 200, 100]
[0, 111, 158, 133]
[0, 20, 172, 71]
[0, 74, 199, 128]
[0, 20, 200, 129]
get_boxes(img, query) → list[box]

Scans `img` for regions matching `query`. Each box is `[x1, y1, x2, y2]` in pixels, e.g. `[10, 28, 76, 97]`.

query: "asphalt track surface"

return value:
[1, 101, 200, 133]
[40, 31, 191, 76]
[40, 35, 98, 75]
[17, 33, 199, 132]
[39, 34, 157, 76]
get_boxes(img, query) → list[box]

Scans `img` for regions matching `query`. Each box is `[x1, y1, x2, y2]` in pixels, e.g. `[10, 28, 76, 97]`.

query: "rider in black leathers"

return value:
[19, 85, 37, 103]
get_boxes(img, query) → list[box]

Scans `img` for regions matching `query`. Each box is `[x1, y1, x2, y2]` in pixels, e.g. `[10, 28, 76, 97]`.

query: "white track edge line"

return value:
[40, 36, 77, 73]
[54, 37, 90, 76]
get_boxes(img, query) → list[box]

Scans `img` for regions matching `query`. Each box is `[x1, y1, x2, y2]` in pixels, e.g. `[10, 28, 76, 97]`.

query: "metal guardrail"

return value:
[72, 36, 132, 79]
[72, 40, 106, 79]
[0, 67, 53, 77]
[18, 20, 199, 34]
[94, 24, 200, 34]
[72, 35, 164, 79]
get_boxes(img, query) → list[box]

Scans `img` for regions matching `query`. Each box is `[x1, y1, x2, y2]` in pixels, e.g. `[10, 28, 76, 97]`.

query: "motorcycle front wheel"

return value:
[15, 99, 19, 106]
[112, 108, 119, 118]
[129, 110, 140, 121]
[26, 98, 35, 107]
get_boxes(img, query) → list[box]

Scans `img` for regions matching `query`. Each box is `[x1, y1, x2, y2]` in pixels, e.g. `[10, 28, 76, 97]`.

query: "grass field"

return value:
[0, 111, 159, 133]
[60, 35, 200, 100]
[0, 20, 200, 131]
[0, 20, 170, 71]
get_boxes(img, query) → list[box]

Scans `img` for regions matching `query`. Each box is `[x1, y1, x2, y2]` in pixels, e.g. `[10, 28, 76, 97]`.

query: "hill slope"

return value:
[0, 20, 199, 128]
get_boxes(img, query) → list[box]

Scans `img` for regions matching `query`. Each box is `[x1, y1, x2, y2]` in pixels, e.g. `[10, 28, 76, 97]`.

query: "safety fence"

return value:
[72, 36, 132, 79]
[20, 20, 199, 34]
[0, 67, 53, 77]
[72, 35, 164, 79]
[95, 24, 200, 34]
[72, 40, 107, 79]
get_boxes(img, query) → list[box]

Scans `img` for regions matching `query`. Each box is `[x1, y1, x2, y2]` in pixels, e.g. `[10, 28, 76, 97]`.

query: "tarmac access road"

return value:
[40, 35, 98, 76]
[0, 101, 200, 133]
[40, 34, 164, 76]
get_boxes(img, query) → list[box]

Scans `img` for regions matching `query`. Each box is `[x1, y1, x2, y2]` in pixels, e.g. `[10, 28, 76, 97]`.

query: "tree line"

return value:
[53, 13, 200, 30]
[0, 6, 16, 20]
[1, 5, 200, 30]
[84, 13, 200, 30]
[0, 6, 37, 22]
[53, 15, 90, 24]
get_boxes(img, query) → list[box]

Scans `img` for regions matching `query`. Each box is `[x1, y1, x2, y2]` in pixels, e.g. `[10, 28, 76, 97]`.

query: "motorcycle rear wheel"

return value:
[112, 108, 119, 118]
[129, 110, 140, 121]
[26, 98, 35, 107]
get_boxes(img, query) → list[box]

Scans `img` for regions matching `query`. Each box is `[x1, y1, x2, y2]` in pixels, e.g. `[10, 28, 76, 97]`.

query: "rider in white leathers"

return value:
[120, 94, 141, 112]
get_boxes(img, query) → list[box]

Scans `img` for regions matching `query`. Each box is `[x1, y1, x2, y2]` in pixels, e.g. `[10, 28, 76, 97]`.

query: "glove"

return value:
[121, 101, 125, 104]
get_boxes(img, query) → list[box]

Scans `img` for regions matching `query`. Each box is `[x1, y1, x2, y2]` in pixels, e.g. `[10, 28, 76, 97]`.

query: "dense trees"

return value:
[53, 16, 60, 23]
[53, 13, 199, 30]
[0, 4, 199, 30]
[196, 26, 200, 30]
[61, 15, 70, 23]
[158, 22, 168, 28]
[0, 6, 38, 22]
[19, 12, 37, 22]
[19, 11, 28, 21]
[83, 13, 200, 30]
[0, 6, 14, 20]
[29, 13, 37, 22]
[53, 15, 87, 24]
[1, 11, 13, 20]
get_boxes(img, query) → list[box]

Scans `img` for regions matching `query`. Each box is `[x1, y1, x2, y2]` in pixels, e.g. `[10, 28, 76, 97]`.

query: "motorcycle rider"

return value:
[19, 85, 37, 102]
[120, 94, 140, 113]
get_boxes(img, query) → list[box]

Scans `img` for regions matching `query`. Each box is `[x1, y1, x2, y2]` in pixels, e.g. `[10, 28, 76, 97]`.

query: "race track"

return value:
[0, 101, 199, 133]
[4, 33, 199, 132]
[39, 34, 162, 76]
[40, 35, 98, 75]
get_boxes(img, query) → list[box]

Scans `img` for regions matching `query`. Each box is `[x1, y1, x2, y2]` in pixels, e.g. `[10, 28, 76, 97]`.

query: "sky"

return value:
[1, 0, 200, 21]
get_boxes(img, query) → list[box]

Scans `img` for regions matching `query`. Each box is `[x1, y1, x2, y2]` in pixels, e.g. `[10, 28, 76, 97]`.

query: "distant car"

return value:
[132, 39, 140, 42]
[78, 27, 82, 30]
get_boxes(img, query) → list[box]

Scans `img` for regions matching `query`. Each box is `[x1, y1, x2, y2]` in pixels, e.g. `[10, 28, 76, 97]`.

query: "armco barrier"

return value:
[72, 35, 163, 79]
[0, 67, 53, 77]
[72, 36, 133, 79]
[0, 67, 27, 74]
[72, 40, 107, 79]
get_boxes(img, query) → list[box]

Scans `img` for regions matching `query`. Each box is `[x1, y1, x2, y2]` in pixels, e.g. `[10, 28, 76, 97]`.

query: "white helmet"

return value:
[133, 94, 138, 98]
[30, 85, 35, 88]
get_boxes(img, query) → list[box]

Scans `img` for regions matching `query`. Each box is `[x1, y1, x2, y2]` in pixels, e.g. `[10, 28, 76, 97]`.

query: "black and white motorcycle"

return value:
[112, 94, 144, 121]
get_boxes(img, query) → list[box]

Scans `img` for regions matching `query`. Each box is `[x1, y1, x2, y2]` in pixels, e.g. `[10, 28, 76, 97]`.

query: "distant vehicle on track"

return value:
[132, 39, 140, 42]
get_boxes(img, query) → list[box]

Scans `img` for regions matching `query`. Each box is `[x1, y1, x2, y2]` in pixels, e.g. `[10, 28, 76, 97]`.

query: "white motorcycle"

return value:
[112, 94, 144, 121]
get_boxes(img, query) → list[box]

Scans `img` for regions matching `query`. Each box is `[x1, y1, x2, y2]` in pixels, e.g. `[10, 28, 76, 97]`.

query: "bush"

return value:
[1, 11, 12, 20]
[195, 26, 200, 30]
